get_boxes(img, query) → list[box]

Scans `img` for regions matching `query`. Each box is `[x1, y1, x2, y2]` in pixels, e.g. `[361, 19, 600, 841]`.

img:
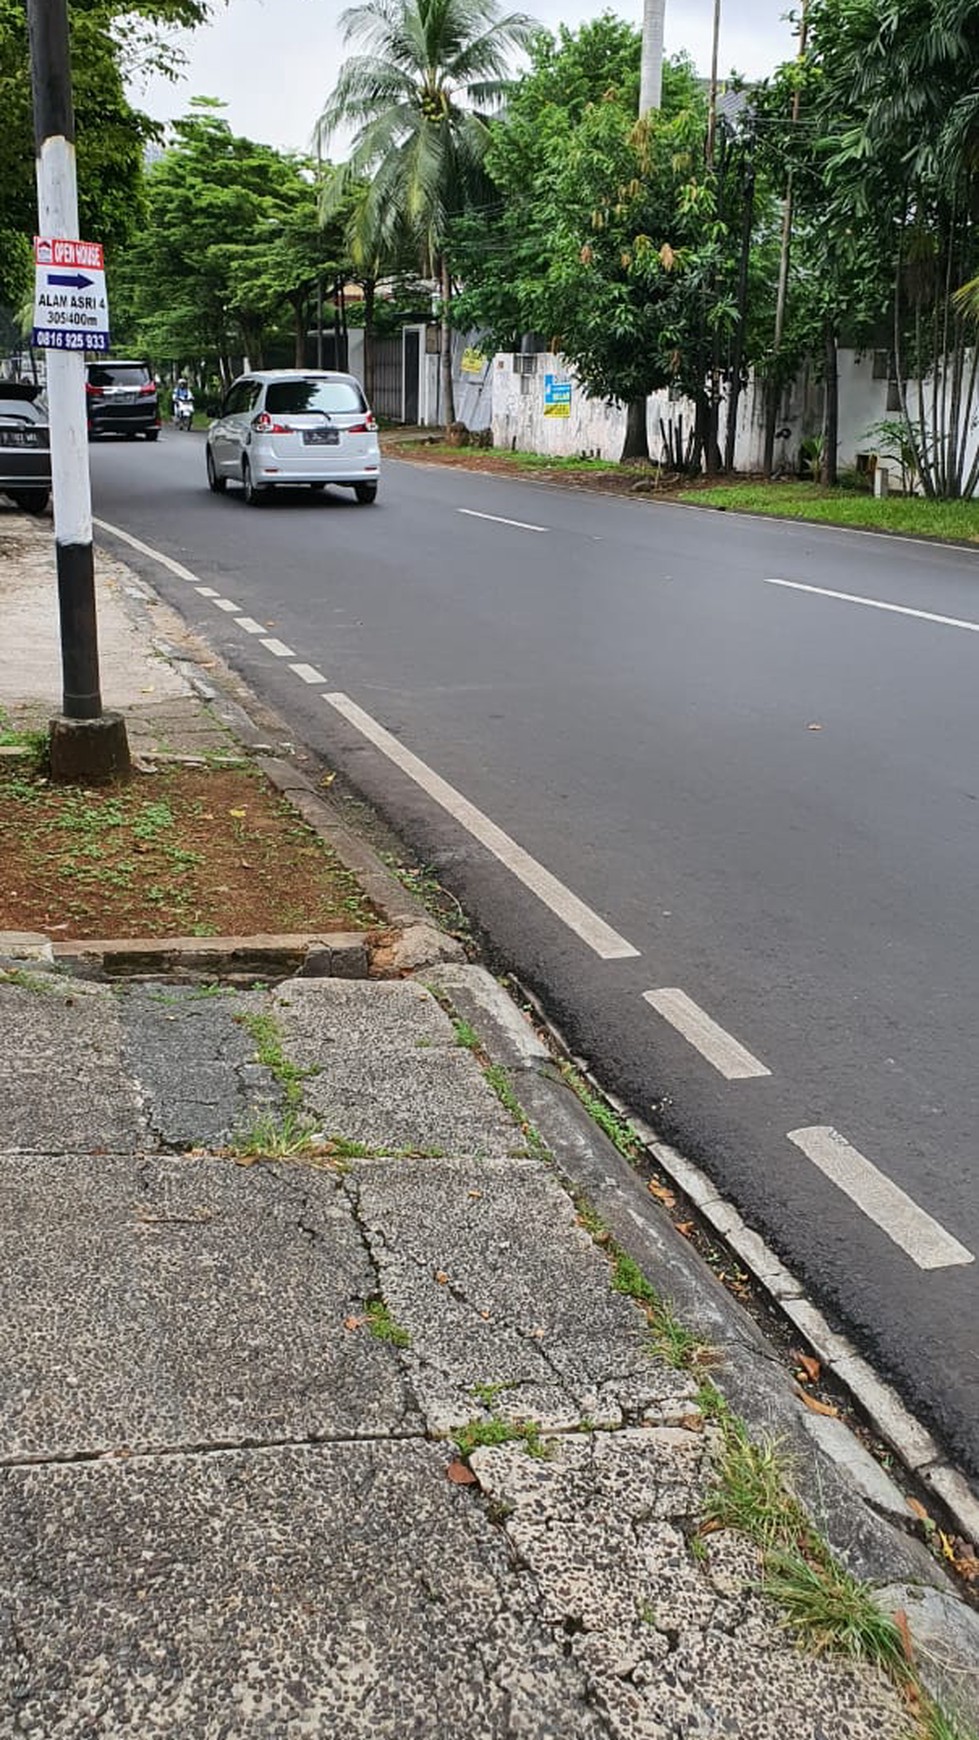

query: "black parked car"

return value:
[85, 358, 160, 439]
[0, 381, 50, 514]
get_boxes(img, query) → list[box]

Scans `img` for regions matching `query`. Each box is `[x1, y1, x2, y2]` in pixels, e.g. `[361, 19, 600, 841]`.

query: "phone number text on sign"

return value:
[31, 328, 110, 352]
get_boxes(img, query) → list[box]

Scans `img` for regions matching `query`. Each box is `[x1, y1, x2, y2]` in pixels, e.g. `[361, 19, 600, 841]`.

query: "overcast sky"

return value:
[131, 0, 797, 155]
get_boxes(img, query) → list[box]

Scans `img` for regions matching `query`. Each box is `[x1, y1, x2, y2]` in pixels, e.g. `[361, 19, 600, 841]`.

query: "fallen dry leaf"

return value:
[446, 1459, 478, 1486]
[675, 1221, 695, 1238]
[894, 1608, 915, 1666]
[906, 1497, 931, 1524]
[794, 1386, 839, 1418]
[343, 1315, 362, 1332]
[679, 1413, 705, 1433]
[648, 1179, 677, 1208]
[796, 1354, 821, 1384]
[228, 807, 247, 818]
[435, 1270, 449, 1285]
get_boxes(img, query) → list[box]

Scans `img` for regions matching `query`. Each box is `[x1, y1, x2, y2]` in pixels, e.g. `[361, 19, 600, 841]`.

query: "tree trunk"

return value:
[639, 0, 665, 112]
[620, 397, 650, 462]
[821, 326, 838, 486]
[363, 277, 376, 404]
[293, 297, 305, 369]
[439, 254, 455, 428]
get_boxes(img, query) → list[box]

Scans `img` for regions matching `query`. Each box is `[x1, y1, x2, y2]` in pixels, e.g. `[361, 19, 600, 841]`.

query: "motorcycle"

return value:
[173, 394, 194, 431]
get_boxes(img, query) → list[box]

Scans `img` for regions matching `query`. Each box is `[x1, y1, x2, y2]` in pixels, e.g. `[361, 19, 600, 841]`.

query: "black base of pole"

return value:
[48, 710, 131, 785]
[56, 539, 103, 719]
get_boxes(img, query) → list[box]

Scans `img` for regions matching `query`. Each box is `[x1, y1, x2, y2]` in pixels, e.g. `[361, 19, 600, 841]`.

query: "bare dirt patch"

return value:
[0, 760, 378, 940]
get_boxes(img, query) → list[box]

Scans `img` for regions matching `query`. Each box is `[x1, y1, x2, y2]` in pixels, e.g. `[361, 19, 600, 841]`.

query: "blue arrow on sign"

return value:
[48, 272, 93, 289]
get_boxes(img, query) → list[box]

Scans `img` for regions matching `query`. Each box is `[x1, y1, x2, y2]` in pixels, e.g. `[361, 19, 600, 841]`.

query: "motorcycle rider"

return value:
[173, 376, 193, 426]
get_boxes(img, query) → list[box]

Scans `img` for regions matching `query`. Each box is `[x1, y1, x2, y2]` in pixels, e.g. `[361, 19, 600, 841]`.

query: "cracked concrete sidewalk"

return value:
[0, 967, 921, 1739]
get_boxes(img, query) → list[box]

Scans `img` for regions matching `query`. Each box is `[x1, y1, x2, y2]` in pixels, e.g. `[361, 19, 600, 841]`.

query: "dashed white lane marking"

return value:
[787, 1126, 974, 1270]
[260, 638, 295, 658]
[94, 516, 199, 583]
[291, 663, 328, 685]
[458, 508, 548, 534]
[643, 988, 771, 1080]
[196, 586, 219, 598]
[764, 576, 979, 635]
[235, 617, 266, 634]
[213, 597, 242, 613]
[322, 690, 640, 960]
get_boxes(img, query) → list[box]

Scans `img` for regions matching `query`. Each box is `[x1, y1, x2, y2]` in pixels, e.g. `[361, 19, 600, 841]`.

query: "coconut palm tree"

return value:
[316, 0, 537, 424]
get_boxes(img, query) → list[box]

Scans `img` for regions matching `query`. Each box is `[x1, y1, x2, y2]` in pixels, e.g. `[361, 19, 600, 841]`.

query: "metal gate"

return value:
[371, 336, 403, 421]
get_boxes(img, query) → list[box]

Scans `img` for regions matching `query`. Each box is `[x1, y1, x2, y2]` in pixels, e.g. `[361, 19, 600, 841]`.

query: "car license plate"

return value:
[303, 427, 339, 445]
[111, 392, 138, 404]
[0, 428, 42, 446]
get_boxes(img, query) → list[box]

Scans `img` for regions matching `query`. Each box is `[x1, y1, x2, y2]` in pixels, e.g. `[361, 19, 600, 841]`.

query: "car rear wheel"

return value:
[206, 447, 227, 494]
[241, 458, 267, 506]
[354, 482, 377, 504]
[9, 489, 49, 515]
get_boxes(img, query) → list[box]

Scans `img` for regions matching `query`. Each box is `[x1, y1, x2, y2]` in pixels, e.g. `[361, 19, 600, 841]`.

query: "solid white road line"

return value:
[458, 508, 548, 534]
[94, 516, 201, 583]
[291, 663, 329, 685]
[787, 1125, 974, 1271]
[260, 638, 295, 658]
[213, 597, 242, 613]
[322, 690, 640, 960]
[235, 617, 266, 634]
[643, 988, 771, 1080]
[195, 586, 219, 598]
[765, 576, 979, 635]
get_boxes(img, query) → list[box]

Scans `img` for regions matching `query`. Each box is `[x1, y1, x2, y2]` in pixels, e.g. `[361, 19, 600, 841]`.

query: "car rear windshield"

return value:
[87, 364, 152, 389]
[0, 396, 45, 423]
[265, 379, 366, 416]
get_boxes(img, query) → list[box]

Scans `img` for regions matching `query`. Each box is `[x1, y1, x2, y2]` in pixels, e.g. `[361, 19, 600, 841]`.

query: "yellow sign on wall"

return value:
[461, 346, 487, 376]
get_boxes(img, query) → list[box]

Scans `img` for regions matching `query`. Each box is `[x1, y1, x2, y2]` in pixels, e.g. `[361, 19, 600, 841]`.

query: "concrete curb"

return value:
[425, 963, 979, 1724]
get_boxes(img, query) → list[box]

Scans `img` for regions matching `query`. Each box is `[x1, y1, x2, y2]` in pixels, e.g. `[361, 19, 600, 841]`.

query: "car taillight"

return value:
[252, 412, 292, 433]
[138, 381, 156, 396]
[346, 416, 377, 434]
[85, 383, 103, 396]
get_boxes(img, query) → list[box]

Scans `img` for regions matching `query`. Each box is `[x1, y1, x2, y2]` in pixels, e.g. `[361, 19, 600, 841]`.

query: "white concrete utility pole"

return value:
[26, 0, 130, 782]
[639, 0, 665, 113]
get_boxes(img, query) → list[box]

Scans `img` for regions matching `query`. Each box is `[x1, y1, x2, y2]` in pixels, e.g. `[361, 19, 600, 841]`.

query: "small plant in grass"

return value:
[365, 1299, 411, 1347]
[453, 1019, 479, 1051]
[454, 1416, 550, 1459]
[0, 967, 57, 994]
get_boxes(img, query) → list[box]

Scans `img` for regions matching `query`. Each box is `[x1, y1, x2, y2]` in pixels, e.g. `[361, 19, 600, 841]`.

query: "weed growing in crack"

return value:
[0, 967, 58, 993]
[608, 1245, 710, 1370]
[471, 1380, 513, 1409]
[482, 1062, 548, 1158]
[453, 1416, 550, 1460]
[696, 1404, 974, 1740]
[559, 1061, 643, 1162]
[237, 1009, 317, 1109]
[365, 1298, 411, 1347]
[228, 1109, 326, 1160]
[453, 1019, 479, 1051]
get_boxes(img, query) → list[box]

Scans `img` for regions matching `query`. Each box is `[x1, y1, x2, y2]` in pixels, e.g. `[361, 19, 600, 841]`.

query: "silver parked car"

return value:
[0, 382, 50, 514]
[205, 370, 381, 505]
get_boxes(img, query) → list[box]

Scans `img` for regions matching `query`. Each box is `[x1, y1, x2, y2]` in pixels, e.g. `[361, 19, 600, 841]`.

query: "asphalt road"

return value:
[90, 430, 979, 1482]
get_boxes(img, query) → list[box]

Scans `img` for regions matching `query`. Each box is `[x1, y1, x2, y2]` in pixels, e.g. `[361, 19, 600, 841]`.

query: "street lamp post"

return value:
[27, 0, 130, 782]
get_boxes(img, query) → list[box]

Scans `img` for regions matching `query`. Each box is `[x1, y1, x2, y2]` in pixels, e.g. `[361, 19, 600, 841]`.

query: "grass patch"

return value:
[0, 966, 58, 993]
[482, 1061, 549, 1159]
[453, 1415, 550, 1459]
[365, 1299, 411, 1347]
[604, 1236, 708, 1368]
[679, 480, 979, 543]
[764, 1550, 911, 1675]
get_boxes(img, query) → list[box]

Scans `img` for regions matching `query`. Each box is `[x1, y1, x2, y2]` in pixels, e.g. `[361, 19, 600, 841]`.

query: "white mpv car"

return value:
[205, 369, 381, 505]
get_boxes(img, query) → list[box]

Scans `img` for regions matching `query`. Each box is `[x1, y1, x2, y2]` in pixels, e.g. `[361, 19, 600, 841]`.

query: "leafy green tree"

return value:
[113, 105, 345, 378]
[0, 0, 207, 311]
[455, 28, 733, 463]
[801, 0, 979, 496]
[316, 0, 537, 424]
